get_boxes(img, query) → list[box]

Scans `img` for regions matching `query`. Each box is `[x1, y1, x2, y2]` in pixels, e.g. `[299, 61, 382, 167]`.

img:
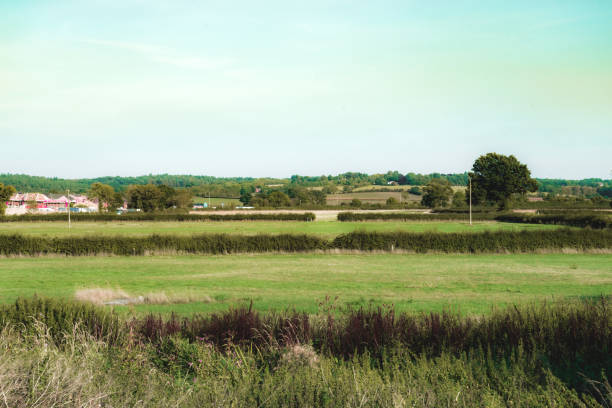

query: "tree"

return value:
[421, 179, 453, 208]
[451, 190, 467, 208]
[470, 153, 538, 210]
[0, 183, 16, 216]
[89, 182, 116, 212]
[108, 192, 125, 213]
[157, 185, 177, 209]
[350, 198, 362, 207]
[386, 197, 398, 206]
[127, 184, 162, 212]
[267, 191, 291, 207]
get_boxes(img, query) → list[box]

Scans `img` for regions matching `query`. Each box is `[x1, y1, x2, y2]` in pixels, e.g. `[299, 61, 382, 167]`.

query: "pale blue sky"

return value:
[1, 1, 611, 179]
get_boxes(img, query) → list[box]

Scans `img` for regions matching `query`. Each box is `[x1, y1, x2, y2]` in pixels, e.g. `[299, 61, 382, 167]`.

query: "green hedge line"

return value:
[0, 233, 328, 256]
[495, 213, 611, 229]
[1, 229, 609, 256]
[332, 229, 612, 253]
[337, 212, 497, 221]
[0, 212, 316, 222]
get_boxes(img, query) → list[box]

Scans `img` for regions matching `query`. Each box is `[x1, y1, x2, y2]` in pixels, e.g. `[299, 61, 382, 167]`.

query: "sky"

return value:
[1, 0, 611, 179]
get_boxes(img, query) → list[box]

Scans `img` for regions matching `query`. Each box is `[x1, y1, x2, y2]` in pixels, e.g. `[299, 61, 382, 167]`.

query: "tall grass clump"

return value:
[1, 296, 611, 406]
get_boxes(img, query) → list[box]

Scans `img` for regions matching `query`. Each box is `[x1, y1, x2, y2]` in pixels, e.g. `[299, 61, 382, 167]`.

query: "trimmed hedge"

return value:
[0, 233, 328, 256]
[495, 213, 611, 229]
[332, 229, 612, 253]
[337, 212, 497, 221]
[0, 212, 316, 222]
[1, 229, 610, 256]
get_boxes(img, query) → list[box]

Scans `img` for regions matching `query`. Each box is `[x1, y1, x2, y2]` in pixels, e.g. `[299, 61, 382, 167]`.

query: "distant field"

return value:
[192, 196, 242, 207]
[327, 191, 418, 204]
[0, 220, 562, 238]
[0, 253, 609, 315]
[352, 185, 467, 192]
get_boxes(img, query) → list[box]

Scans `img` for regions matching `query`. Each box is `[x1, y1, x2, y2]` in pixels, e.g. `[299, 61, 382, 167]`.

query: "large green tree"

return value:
[127, 184, 162, 212]
[421, 179, 453, 208]
[267, 191, 291, 207]
[470, 153, 538, 210]
[88, 182, 116, 212]
[0, 183, 16, 215]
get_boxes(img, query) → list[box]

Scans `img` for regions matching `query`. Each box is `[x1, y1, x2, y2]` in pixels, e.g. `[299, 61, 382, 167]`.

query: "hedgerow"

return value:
[0, 229, 609, 256]
[332, 229, 612, 252]
[496, 213, 611, 229]
[0, 212, 316, 222]
[337, 212, 497, 221]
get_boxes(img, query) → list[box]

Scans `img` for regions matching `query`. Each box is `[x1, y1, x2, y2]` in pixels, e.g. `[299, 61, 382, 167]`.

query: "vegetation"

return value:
[0, 219, 561, 239]
[470, 153, 539, 210]
[0, 296, 610, 406]
[0, 253, 609, 315]
[421, 178, 453, 208]
[337, 211, 498, 221]
[2, 172, 610, 201]
[496, 212, 612, 229]
[127, 184, 192, 212]
[0, 182, 16, 216]
[0, 212, 316, 222]
[0, 228, 609, 256]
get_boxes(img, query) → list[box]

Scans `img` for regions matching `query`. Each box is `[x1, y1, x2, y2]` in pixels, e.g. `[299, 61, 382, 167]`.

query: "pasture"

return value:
[0, 219, 562, 238]
[1, 253, 610, 315]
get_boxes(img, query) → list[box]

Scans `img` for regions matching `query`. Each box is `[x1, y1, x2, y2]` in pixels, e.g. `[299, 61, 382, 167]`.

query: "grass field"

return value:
[0, 220, 562, 238]
[1, 253, 609, 315]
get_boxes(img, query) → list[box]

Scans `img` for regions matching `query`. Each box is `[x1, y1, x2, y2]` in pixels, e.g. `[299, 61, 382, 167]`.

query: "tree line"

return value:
[2, 171, 609, 199]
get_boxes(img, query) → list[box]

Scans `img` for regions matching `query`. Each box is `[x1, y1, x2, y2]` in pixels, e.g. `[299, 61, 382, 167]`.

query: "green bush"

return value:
[0, 212, 316, 222]
[337, 211, 497, 221]
[332, 229, 612, 253]
[0, 229, 609, 256]
[495, 213, 611, 229]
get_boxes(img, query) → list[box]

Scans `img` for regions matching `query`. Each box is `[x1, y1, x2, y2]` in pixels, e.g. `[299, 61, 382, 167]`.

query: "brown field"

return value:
[326, 191, 417, 204]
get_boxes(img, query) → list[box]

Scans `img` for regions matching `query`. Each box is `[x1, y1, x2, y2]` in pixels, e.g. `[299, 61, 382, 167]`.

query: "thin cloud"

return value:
[80, 39, 233, 70]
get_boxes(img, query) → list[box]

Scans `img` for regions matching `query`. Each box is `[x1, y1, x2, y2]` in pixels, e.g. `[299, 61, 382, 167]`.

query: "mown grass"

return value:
[0, 253, 609, 315]
[0, 220, 562, 238]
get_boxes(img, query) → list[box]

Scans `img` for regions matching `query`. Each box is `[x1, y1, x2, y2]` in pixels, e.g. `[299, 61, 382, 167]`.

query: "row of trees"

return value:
[241, 187, 327, 208]
[88, 183, 192, 213]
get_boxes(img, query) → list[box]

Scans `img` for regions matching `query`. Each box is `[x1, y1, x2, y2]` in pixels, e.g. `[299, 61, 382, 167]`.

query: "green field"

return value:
[1, 253, 610, 315]
[0, 220, 562, 238]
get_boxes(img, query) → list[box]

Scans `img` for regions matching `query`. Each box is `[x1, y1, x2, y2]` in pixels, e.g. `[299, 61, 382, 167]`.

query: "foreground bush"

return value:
[1, 297, 611, 406]
[0, 212, 316, 222]
[1, 229, 610, 256]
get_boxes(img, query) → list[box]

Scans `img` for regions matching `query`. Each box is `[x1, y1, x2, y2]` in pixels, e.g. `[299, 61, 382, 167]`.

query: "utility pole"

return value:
[67, 189, 71, 230]
[469, 177, 472, 226]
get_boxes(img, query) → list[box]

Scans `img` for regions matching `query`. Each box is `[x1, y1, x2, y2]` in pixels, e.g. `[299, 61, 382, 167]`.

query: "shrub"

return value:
[332, 229, 612, 253]
[495, 213, 611, 229]
[0, 212, 316, 222]
[337, 212, 497, 221]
